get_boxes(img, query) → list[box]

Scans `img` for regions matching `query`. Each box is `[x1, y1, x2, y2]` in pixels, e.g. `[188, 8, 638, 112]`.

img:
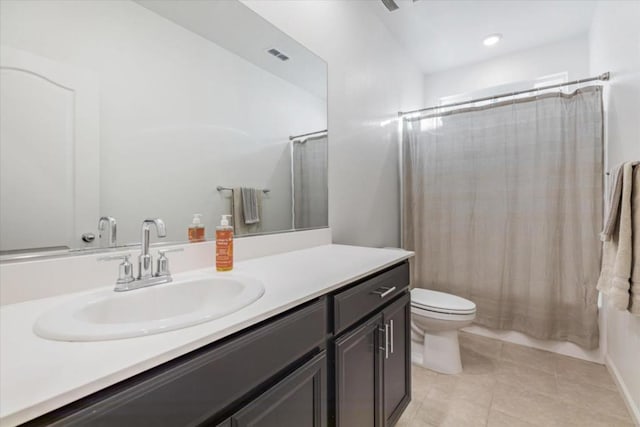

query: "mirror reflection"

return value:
[0, 0, 328, 257]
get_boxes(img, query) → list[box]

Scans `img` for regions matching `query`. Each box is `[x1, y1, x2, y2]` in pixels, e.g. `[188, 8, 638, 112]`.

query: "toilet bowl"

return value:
[410, 288, 476, 374]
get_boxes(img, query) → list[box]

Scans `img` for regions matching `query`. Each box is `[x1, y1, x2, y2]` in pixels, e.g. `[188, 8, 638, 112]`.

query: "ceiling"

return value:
[367, 0, 598, 74]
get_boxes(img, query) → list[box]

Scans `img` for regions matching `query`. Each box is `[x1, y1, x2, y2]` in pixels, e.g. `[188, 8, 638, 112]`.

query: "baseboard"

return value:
[605, 355, 640, 426]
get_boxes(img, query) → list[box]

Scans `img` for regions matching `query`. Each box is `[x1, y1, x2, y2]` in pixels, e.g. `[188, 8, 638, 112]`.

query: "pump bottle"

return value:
[216, 214, 233, 271]
[188, 213, 205, 242]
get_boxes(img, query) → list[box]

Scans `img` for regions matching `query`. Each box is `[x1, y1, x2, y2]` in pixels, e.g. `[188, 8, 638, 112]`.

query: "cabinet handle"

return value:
[371, 286, 396, 298]
[378, 326, 387, 354]
[384, 323, 390, 359]
[389, 319, 394, 354]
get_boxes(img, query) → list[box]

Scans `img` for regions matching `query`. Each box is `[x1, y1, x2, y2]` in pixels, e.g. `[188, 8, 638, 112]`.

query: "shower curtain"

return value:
[292, 135, 328, 229]
[403, 86, 603, 349]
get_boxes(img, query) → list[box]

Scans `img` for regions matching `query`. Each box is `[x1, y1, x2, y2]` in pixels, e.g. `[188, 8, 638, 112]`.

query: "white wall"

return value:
[423, 34, 590, 105]
[0, 0, 325, 245]
[242, 0, 424, 248]
[590, 0, 640, 420]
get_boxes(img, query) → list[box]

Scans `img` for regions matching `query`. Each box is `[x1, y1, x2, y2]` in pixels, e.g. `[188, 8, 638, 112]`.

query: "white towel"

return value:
[597, 161, 640, 316]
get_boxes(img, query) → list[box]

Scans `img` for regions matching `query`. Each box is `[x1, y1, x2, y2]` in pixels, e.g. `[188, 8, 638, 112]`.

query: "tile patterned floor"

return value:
[397, 332, 635, 427]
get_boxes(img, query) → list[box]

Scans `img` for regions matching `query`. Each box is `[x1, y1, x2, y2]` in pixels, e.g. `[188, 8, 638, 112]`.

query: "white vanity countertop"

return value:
[0, 244, 413, 426]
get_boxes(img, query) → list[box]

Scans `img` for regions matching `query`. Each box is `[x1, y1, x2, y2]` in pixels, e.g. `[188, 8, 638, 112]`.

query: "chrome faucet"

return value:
[138, 218, 166, 280]
[97, 216, 117, 248]
[98, 218, 184, 292]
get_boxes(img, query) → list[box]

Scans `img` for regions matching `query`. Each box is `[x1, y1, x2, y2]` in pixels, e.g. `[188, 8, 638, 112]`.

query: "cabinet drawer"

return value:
[332, 262, 409, 334]
[30, 300, 327, 427]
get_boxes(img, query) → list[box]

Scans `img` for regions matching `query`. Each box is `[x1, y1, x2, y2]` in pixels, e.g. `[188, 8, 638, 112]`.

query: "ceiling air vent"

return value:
[267, 48, 290, 61]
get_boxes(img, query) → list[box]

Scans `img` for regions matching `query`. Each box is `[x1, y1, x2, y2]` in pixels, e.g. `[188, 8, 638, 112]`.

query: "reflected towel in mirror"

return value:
[241, 188, 260, 225]
[231, 188, 263, 235]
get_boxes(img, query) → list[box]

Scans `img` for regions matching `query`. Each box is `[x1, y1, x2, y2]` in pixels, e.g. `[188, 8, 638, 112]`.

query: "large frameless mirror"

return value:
[0, 0, 328, 259]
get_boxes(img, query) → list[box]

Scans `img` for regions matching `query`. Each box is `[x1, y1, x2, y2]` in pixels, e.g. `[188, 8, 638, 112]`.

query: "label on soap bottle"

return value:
[216, 229, 233, 271]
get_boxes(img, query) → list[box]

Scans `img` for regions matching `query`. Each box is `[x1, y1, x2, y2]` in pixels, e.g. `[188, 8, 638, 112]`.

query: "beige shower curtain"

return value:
[403, 86, 603, 349]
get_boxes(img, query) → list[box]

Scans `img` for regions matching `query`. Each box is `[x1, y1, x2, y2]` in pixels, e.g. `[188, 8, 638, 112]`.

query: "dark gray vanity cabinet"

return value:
[22, 261, 412, 427]
[220, 351, 326, 427]
[332, 262, 411, 427]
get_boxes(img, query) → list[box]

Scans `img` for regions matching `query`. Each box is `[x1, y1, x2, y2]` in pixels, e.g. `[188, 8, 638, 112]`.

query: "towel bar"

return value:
[216, 186, 270, 194]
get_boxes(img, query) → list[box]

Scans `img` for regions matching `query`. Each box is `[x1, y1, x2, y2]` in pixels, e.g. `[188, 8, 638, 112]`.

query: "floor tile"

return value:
[415, 397, 489, 427]
[490, 382, 567, 427]
[556, 376, 631, 421]
[487, 409, 538, 427]
[396, 399, 423, 426]
[421, 373, 458, 402]
[559, 400, 635, 427]
[459, 331, 503, 360]
[450, 373, 497, 409]
[495, 359, 558, 396]
[554, 353, 617, 391]
[460, 348, 500, 376]
[500, 341, 556, 374]
[402, 333, 634, 427]
[459, 334, 501, 376]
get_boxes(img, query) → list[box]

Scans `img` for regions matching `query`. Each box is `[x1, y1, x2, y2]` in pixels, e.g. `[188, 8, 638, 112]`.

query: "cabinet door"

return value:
[227, 352, 326, 427]
[334, 314, 383, 427]
[383, 293, 411, 427]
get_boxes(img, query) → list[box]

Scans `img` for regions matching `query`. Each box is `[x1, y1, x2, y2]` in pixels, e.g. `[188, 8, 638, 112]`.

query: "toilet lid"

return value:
[411, 289, 476, 314]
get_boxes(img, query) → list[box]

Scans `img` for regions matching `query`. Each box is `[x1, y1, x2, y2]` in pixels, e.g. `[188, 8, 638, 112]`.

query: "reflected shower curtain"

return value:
[403, 87, 603, 349]
[292, 135, 328, 229]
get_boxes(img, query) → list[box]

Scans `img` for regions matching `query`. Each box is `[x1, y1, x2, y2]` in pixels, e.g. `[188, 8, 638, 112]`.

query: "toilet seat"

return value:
[411, 289, 476, 315]
[411, 304, 476, 322]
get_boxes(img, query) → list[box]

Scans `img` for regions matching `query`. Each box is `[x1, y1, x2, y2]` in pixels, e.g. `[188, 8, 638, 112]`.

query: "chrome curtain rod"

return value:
[398, 72, 610, 117]
[216, 186, 270, 194]
[289, 129, 328, 141]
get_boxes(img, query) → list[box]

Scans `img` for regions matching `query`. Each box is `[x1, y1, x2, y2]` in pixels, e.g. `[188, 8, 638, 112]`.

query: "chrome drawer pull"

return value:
[371, 286, 396, 298]
[384, 322, 390, 359]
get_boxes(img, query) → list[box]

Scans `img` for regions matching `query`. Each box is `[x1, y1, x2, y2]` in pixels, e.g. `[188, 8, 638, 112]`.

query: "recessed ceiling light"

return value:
[483, 33, 502, 47]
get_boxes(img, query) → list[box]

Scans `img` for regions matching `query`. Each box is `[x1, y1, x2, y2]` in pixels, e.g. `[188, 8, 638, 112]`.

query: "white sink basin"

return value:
[34, 272, 265, 341]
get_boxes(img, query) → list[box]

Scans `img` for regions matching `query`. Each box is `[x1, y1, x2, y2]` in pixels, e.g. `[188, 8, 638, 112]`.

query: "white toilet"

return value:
[410, 288, 476, 374]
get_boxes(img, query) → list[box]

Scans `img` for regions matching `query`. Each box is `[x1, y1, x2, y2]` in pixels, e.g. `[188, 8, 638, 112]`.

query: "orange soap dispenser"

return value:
[216, 214, 234, 271]
[188, 213, 205, 242]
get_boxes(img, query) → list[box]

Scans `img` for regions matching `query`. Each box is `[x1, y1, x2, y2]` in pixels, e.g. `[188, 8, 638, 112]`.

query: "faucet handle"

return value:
[156, 248, 184, 277]
[98, 253, 135, 286]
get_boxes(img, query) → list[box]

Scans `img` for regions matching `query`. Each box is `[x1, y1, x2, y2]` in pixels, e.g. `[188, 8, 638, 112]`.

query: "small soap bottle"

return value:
[188, 213, 205, 242]
[216, 215, 234, 271]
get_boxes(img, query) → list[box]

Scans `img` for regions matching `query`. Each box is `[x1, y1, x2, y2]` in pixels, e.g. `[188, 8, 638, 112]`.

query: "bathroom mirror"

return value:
[0, 0, 328, 258]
